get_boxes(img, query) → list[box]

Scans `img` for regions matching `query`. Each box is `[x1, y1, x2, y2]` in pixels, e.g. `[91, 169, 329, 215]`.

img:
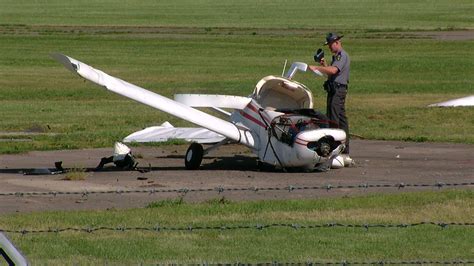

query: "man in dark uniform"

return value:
[309, 32, 353, 166]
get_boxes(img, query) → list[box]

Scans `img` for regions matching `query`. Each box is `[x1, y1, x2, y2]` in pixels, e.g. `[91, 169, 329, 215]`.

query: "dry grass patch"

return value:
[61, 167, 87, 181]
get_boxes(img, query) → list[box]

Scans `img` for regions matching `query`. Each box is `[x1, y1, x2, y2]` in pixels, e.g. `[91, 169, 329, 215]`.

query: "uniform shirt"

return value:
[328, 48, 350, 85]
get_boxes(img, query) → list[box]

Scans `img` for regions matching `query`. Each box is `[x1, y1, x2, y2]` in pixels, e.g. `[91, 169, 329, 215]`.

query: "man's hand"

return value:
[319, 58, 327, 66]
[309, 65, 324, 77]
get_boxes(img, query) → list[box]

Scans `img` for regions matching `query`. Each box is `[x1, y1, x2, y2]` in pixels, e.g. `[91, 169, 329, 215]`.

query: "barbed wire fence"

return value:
[1, 221, 473, 235]
[1, 181, 473, 264]
[158, 260, 474, 265]
[2, 222, 473, 265]
[161, 260, 474, 265]
[0, 181, 472, 198]
[2, 222, 473, 264]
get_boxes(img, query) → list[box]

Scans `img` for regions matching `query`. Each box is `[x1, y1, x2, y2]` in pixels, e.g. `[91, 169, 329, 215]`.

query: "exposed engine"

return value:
[270, 109, 342, 158]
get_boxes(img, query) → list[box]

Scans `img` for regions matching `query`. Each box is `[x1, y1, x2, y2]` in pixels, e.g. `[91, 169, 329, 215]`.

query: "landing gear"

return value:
[185, 143, 204, 170]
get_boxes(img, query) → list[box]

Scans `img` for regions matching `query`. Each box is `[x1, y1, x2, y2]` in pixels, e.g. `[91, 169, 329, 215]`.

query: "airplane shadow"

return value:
[0, 155, 273, 175]
[147, 154, 261, 171]
[153, 154, 285, 172]
[201, 155, 259, 171]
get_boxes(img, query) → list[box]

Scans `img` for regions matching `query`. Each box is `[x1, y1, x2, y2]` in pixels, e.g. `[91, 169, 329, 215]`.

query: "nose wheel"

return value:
[185, 143, 204, 170]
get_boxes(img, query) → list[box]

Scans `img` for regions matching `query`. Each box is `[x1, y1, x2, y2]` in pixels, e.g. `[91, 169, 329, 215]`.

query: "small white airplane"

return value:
[52, 54, 347, 171]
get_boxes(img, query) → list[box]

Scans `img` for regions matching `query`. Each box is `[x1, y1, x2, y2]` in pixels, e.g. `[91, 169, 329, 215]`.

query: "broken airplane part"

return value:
[52, 53, 346, 171]
[428, 95, 474, 107]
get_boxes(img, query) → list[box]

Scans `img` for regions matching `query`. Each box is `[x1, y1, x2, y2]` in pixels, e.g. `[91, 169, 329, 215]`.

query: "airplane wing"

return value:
[175, 94, 251, 116]
[174, 94, 251, 109]
[51, 53, 256, 148]
[123, 121, 226, 144]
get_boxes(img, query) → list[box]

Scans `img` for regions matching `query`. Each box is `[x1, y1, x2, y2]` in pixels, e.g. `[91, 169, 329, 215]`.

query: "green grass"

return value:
[0, 1, 473, 154]
[1, 190, 472, 263]
[0, 33, 473, 153]
[1, 0, 473, 30]
[0, 2, 473, 264]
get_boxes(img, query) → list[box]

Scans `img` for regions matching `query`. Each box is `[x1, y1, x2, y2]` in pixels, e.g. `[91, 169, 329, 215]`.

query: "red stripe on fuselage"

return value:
[246, 102, 271, 125]
[247, 102, 259, 112]
[295, 141, 307, 146]
[240, 110, 267, 129]
[296, 137, 308, 144]
[295, 138, 308, 146]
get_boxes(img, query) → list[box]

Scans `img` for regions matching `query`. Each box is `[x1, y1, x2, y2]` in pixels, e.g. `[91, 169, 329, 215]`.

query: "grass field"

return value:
[1, 190, 473, 263]
[1, 0, 473, 30]
[0, 1, 473, 153]
[0, 1, 473, 263]
[0, 33, 473, 153]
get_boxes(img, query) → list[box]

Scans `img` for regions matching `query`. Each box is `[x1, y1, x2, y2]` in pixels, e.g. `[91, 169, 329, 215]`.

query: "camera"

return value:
[314, 48, 324, 63]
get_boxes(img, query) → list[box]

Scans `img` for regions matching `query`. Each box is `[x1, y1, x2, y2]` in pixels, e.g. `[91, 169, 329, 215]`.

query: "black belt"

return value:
[324, 81, 347, 92]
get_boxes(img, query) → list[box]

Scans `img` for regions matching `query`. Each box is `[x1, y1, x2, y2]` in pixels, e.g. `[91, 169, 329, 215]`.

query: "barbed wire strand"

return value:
[190, 260, 474, 265]
[1, 222, 473, 235]
[0, 181, 472, 198]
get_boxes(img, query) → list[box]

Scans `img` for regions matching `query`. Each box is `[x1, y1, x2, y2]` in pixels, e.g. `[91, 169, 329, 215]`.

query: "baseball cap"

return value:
[324, 32, 343, 45]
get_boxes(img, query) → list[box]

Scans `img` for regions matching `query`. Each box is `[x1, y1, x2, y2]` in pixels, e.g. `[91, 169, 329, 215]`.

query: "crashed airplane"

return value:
[53, 54, 347, 171]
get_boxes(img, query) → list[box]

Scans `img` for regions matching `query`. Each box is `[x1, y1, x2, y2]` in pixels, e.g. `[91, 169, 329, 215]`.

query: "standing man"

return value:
[309, 32, 353, 166]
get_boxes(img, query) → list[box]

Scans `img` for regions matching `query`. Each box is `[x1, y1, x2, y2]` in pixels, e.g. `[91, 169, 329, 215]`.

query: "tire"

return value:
[185, 143, 204, 170]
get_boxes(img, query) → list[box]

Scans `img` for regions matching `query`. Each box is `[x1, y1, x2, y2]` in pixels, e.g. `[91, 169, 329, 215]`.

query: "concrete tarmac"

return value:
[0, 140, 472, 214]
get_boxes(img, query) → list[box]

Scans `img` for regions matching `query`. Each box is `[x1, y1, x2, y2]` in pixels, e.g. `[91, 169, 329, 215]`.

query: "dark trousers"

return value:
[327, 85, 350, 154]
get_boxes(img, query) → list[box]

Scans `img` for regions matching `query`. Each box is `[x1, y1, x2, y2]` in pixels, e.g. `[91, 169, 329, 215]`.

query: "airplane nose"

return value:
[306, 137, 334, 157]
[296, 128, 346, 159]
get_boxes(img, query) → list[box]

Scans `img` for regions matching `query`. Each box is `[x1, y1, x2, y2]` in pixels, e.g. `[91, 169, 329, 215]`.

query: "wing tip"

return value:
[50, 52, 79, 73]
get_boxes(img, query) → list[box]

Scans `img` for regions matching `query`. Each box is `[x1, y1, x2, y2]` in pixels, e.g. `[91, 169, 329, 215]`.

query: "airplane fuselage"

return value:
[232, 99, 345, 170]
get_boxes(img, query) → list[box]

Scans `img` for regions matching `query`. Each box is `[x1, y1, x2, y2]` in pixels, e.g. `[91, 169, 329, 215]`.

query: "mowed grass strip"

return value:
[0, 34, 473, 154]
[1, 0, 473, 30]
[0, 190, 472, 263]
